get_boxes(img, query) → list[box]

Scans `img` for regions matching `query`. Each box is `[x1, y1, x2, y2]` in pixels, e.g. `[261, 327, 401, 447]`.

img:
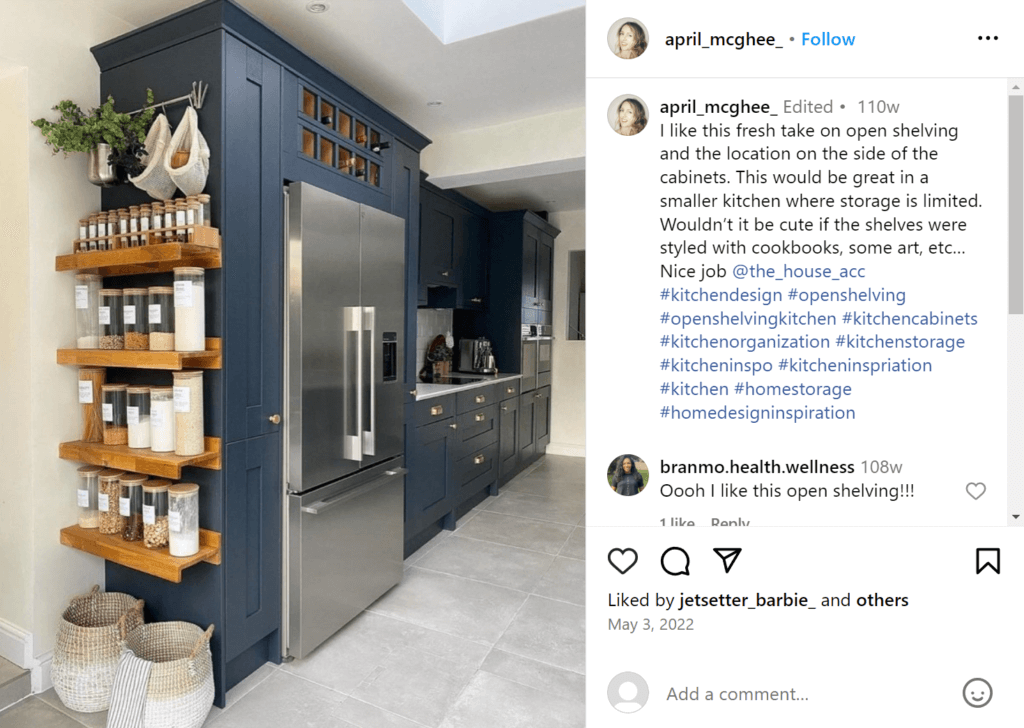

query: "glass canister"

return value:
[173, 267, 205, 352]
[107, 211, 119, 250]
[117, 211, 130, 249]
[128, 206, 140, 247]
[76, 465, 103, 529]
[123, 288, 149, 350]
[139, 203, 152, 245]
[149, 202, 163, 245]
[142, 480, 170, 549]
[78, 367, 105, 443]
[168, 483, 200, 557]
[175, 200, 188, 242]
[163, 199, 177, 242]
[74, 273, 102, 349]
[88, 213, 98, 242]
[99, 289, 124, 350]
[101, 383, 128, 446]
[78, 217, 89, 242]
[173, 371, 204, 456]
[186, 199, 199, 242]
[150, 386, 176, 453]
[197, 194, 211, 227]
[119, 473, 147, 542]
[126, 386, 151, 449]
[98, 469, 126, 535]
[148, 286, 175, 351]
[96, 212, 108, 243]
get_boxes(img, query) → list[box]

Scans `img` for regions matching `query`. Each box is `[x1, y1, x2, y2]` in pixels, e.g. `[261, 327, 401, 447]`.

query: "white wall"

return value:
[0, 3, 134, 672]
[548, 209, 585, 456]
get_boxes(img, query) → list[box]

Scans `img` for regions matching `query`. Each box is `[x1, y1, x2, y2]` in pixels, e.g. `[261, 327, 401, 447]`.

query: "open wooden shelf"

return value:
[56, 241, 221, 276]
[60, 525, 221, 583]
[57, 338, 222, 370]
[59, 437, 221, 478]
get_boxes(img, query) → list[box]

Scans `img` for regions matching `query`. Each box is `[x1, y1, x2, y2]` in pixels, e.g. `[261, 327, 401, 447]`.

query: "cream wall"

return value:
[548, 209, 585, 457]
[0, 3, 134, 675]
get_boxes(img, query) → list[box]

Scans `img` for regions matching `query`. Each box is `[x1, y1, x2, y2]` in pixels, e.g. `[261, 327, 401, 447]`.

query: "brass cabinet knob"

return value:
[500, 405, 508, 412]
[441, 270, 450, 277]
[473, 453, 485, 465]
[450, 423, 458, 430]
[431, 405, 444, 416]
[409, 389, 417, 396]
[474, 413, 485, 422]
[268, 414, 282, 424]
[471, 297, 482, 303]
[475, 394, 486, 404]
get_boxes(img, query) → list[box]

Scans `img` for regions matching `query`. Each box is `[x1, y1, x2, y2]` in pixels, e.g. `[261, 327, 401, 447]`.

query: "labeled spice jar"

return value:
[78, 217, 89, 242]
[99, 289, 124, 350]
[126, 386, 151, 449]
[168, 483, 200, 557]
[142, 480, 170, 549]
[74, 273, 102, 349]
[123, 288, 149, 350]
[119, 473, 147, 542]
[139, 203, 152, 245]
[78, 367, 105, 443]
[107, 211, 119, 250]
[173, 371, 204, 456]
[197, 193, 211, 227]
[175, 200, 188, 242]
[163, 199, 177, 242]
[186, 199, 199, 242]
[98, 469, 126, 535]
[101, 384, 128, 446]
[87, 213, 98, 242]
[149, 202, 163, 245]
[117, 211, 130, 249]
[76, 465, 103, 529]
[173, 267, 205, 351]
[128, 206, 140, 247]
[96, 213, 108, 243]
[147, 286, 175, 351]
[149, 387, 176, 452]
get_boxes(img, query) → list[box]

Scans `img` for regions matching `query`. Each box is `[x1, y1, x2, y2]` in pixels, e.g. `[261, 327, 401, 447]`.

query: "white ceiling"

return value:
[402, 0, 584, 44]
[92, 0, 585, 211]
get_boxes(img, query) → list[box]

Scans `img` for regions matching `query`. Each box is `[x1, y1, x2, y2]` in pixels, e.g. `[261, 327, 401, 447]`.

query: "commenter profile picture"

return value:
[608, 455, 649, 496]
[608, 95, 648, 136]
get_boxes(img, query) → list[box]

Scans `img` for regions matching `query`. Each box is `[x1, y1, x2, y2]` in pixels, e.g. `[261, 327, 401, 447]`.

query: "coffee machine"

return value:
[458, 338, 497, 374]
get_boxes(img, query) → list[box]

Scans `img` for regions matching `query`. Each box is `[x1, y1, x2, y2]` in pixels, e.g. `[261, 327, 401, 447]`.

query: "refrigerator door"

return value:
[287, 458, 405, 659]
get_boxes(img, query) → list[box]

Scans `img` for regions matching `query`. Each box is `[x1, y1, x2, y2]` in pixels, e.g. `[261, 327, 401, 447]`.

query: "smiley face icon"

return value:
[962, 678, 992, 708]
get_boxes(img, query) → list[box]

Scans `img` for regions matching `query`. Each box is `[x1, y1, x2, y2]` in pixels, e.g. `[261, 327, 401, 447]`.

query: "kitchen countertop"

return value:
[415, 373, 522, 401]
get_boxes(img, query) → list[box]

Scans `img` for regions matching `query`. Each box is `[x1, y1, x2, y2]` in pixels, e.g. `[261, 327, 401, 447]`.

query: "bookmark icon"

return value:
[713, 548, 742, 574]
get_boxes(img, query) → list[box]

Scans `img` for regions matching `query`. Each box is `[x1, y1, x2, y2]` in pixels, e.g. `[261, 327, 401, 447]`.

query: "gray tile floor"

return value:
[1, 455, 585, 728]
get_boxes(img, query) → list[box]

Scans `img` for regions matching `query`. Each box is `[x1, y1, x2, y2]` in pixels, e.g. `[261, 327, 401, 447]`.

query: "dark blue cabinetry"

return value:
[418, 178, 490, 309]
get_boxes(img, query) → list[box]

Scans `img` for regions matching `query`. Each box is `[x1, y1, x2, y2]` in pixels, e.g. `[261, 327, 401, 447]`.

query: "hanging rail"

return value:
[126, 81, 208, 116]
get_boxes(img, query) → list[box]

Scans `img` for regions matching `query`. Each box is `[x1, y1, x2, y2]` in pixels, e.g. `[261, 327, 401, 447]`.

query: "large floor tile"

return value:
[480, 649, 586, 702]
[404, 529, 452, 567]
[504, 475, 585, 500]
[482, 491, 584, 525]
[284, 611, 489, 695]
[0, 697, 86, 728]
[36, 689, 107, 728]
[455, 511, 574, 555]
[223, 662, 276, 709]
[559, 526, 585, 561]
[210, 671, 347, 728]
[367, 567, 528, 644]
[415, 535, 555, 592]
[533, 556, 585, 606]
[495, 596, 585, 674]
[439, 671, 584, 728]
[331, 698, 429, 728]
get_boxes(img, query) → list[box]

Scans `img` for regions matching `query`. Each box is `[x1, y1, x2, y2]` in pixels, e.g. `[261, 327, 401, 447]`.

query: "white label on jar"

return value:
[174, 281, 194, 308]
[77, 489, 90, 508]
[89, 223, 97, 238]
[102, 403, 113, 422]
[119, 497, 131, 517]
[78, 381, 93, 404]
[186, 209, 195, 225]
[169, 510, 182, 532]
[124, 305, 136, 325]
[130, 218, 138, 233]
[176, 209, 186, 226]
[120, 220, 128, 234]
[151, 406, 165, 429]
[143, 504, 155, 525]
[99, 306, 111, 325]
[98, 493, 109, 512]
[141, 217, 150, 231]
[173, 386, 191, 413]
[148, 304, 162, 324]
[97, 222, 107, 237]
[75, 285, 89, 309]
[127, 406, 139, 426]
[79, 224, 87, 239]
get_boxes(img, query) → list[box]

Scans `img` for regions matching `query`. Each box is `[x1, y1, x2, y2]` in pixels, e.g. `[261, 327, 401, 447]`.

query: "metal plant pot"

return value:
[87, 143, 118, 187]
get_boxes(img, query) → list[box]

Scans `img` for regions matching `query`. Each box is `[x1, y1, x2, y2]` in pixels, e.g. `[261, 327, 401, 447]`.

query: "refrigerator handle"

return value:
[362, 306, 376, 457]
[342, 306, 363, 461]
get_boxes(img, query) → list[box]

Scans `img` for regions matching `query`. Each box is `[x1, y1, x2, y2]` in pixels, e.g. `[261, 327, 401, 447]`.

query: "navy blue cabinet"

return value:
[405, 409, 457, 555]
[498, 391, 520, 481]
[418, 178, 490, 309]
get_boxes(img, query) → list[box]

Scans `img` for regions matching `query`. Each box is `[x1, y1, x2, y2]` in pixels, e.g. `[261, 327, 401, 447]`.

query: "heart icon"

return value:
[966, 483, 986, 500]
[608, 548, 638, 575]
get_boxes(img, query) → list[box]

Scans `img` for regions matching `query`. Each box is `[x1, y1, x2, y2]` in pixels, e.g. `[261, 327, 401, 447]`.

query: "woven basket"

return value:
[51, 586, 145, 712]
[122, 622, 215, 728]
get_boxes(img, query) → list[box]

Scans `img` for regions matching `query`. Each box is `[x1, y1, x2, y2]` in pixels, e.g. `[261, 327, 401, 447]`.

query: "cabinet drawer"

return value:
[454, 403, 498, 460]
[456, 384, 497, 412]
[412, 394, 456, 427]
[455, 441, 499, 495]
[498, 380, 520, 401]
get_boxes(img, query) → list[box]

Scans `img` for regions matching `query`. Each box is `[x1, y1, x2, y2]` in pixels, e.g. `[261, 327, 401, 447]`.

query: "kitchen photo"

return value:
[0, 1, 585, 727]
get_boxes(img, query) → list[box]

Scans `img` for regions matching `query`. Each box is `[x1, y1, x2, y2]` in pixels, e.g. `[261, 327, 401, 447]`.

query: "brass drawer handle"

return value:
[474, 394, 486, 404]
[535, 393, 543, 398]
[473, 453, 485, 465]
[431, 405, 444, 416]
[506, 386, 515, 394]
[474, 413, 485, 422]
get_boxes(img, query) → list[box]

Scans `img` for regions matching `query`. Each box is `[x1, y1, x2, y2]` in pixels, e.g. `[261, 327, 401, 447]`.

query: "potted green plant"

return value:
[33, 90, 155, 186]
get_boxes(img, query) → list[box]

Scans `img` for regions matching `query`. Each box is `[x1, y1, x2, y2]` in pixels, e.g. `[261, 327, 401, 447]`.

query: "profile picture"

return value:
[608, 18, 648, 60]
[608, 95, 648, 137]
[607, 454, 649, 496]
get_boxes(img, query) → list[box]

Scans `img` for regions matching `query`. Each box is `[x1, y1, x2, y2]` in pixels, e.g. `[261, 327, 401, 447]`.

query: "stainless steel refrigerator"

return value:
[282, 181, 406, 660]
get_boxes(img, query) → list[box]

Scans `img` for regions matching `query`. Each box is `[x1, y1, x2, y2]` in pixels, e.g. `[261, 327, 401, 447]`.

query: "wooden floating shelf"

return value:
[59, 437, 221, 478]
[57, 339, 222, 370]
[60, 525, 221, 583]
[56, 242, 221, 275]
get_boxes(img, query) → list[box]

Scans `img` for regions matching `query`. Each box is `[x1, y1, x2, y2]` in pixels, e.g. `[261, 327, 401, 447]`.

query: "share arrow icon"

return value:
[713, 548, 742, 574]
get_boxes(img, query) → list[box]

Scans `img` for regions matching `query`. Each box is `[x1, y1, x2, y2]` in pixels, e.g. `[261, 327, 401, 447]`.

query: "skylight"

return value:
[402, 0, 583, 43]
